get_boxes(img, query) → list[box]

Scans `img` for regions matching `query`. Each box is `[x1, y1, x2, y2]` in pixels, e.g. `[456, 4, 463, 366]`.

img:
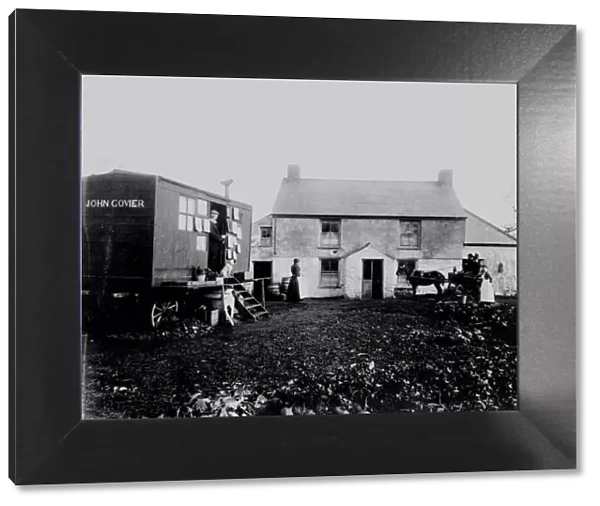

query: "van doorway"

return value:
[207, 202, 228, 273]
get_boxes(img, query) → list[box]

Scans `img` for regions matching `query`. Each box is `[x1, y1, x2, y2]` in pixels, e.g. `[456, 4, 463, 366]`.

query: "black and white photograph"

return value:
[82, 76, 518, 419]
[8, 2, 581, 490]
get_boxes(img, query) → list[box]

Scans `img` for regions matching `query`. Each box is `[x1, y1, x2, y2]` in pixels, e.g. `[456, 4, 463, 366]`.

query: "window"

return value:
[320, 219, 341, 248]
[196, 235, 207, 251]
[399, 221, 421, 249]
[260, 226, 273, 247]
[178, 214, 187, 230]
[320, 259, 340, 288]
[233, 207, 240, 221]
[196, 199, 208, 216]
[179, 196, 209, 231]
[179, 196, 195, 230]
[179, 196, 187, 214]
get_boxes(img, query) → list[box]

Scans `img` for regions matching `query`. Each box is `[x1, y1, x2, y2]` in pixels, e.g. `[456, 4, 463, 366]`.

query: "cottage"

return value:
[251, 165, 468, 299]
[463, 209, 517, 296]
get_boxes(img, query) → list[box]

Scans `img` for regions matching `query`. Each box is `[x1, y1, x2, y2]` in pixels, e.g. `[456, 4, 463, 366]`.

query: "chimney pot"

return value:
[438, 169, 453, 187]
[220, 179, 234, 199]
[287, 164, 301, 181]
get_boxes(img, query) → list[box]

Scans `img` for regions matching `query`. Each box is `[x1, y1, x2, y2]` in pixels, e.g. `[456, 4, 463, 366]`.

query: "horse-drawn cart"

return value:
[405, 270, 447, 297]
[403, 269, 483, 300]
[446, 271, 483, 300]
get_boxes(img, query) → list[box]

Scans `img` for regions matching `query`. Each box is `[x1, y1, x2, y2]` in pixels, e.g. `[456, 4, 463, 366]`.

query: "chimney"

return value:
[220, 179, 234, 199]
[438, 169, 453, 187]
[287, 164, 301, 182]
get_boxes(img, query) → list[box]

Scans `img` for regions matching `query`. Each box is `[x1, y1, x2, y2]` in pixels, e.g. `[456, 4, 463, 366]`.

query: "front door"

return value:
[362, 259, 384, 299]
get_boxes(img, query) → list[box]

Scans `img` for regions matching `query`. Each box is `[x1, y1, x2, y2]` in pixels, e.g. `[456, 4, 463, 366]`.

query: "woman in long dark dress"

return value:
[287, 258, 302, 303]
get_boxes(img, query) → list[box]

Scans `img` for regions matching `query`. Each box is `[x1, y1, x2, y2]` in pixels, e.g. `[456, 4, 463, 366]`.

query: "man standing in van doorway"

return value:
[208, 209, 226, 275]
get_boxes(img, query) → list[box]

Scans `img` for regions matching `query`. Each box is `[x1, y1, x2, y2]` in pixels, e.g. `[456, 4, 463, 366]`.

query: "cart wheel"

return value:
[151, 300, 179, 328]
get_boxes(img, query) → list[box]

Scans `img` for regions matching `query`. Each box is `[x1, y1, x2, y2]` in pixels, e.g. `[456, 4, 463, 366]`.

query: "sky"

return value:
[82, 76, 516, 228]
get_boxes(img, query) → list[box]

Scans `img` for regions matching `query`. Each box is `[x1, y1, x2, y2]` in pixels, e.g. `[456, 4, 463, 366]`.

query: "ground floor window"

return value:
[320, 259, 340, 288]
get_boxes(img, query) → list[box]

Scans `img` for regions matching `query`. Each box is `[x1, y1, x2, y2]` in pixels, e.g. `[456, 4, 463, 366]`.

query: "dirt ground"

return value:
[83, 296, 517, 419]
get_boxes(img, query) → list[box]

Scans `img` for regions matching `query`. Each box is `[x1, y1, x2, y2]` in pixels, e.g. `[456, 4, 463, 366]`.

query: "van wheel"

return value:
[151, 300, 179, 328]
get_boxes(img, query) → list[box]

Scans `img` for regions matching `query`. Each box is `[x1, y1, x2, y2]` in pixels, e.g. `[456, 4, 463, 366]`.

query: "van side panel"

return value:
[82, 172, 155, 292]
[152, 178, 252, 284]
[152, 179, 209, 284]
[235, 205, 252, 273]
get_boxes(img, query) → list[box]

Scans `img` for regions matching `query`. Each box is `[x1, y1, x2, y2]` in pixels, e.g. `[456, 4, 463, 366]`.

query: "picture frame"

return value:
[9, 9, 576, 485]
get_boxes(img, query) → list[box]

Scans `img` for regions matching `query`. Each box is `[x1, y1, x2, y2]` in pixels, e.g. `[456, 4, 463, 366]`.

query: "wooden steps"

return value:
[224, 278, 269, 321]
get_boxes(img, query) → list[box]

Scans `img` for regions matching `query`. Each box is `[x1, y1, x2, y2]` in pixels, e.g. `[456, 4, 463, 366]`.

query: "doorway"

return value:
[252, 261, 272, 300]
[362, 259, 384, 299]
[207, 201, 227, 273]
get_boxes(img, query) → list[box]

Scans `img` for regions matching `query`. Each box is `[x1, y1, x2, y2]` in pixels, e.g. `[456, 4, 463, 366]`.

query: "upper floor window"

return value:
[399, 221, 421, 249]
[320, 219, 341, 248]
[260, 226, 273, 247]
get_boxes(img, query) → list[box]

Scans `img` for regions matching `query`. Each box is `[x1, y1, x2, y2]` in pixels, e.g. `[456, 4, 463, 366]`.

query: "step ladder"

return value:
[224, 278, 269, 321]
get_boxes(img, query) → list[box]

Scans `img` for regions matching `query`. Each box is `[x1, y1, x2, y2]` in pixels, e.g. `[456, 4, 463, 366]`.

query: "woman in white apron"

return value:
[479, 265, 495, 303]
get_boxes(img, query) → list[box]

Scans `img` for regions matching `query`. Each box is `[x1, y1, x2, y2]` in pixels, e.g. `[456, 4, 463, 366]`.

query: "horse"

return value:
[397, 264, 446, 297]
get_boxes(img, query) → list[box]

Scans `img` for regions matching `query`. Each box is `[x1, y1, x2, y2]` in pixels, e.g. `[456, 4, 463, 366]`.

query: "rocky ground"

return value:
[82, 296, 517, 419]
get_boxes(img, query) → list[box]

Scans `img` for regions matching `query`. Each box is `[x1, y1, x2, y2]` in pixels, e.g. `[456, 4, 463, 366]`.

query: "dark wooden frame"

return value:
[9, 9, 577, 485]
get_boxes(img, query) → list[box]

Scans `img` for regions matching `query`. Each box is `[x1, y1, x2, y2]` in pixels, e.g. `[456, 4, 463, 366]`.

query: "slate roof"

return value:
[252, 214, 273, 227]
[464, 209, 517, 245]
[272, 178, 466, 218]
